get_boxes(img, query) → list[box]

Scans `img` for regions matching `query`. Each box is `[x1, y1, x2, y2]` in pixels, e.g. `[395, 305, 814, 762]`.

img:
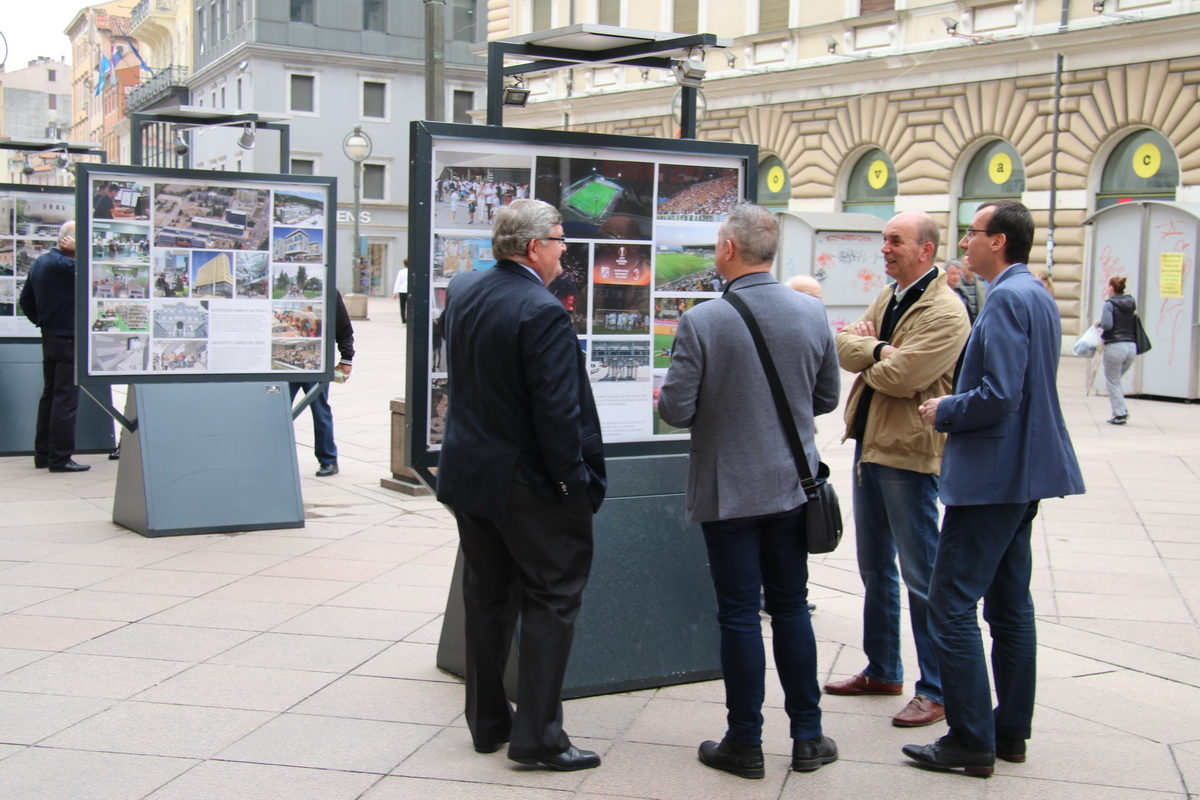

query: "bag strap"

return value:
[724, 290, 817, 491]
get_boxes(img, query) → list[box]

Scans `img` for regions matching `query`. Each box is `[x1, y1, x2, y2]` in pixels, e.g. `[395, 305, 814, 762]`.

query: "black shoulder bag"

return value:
[724, 291, 843, 554]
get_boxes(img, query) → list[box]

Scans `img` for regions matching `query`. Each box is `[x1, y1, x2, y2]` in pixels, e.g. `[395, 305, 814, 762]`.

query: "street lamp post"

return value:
[342, 125, 373, 293]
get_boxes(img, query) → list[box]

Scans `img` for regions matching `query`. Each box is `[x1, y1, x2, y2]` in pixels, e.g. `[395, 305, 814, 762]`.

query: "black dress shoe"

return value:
[902, 734, 994, 777]
[510, 745, 600, 771]
[792, 735, 838, 771]
[697, 739, 764, 779]
[48, 460, 91, 473]
[108, 445, 121, 460]
[33, 458, 48, 469]
[473, 737, 509, 754]
[996, 736, 1026, 763]
[315, 463, 339, 477]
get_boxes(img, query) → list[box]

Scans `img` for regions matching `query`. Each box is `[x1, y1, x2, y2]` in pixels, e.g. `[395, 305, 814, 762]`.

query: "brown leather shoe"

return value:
[892, 695, 946, 727]
[823, 673, 903, 696]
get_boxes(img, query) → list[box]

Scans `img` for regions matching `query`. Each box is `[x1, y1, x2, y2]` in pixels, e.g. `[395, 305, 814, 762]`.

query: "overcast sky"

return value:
[2, 1, 96, 69]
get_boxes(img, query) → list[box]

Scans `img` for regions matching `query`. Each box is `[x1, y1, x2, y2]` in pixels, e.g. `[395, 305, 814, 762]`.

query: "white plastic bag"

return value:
[1073, 324, 1102, 357]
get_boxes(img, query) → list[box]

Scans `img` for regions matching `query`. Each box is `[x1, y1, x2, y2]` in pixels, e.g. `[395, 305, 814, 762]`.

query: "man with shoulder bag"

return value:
[658, 202, 841, 779]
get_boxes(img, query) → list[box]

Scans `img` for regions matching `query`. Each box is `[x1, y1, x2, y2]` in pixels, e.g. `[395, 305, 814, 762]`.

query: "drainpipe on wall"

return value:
[1047, 0, 1070, 278]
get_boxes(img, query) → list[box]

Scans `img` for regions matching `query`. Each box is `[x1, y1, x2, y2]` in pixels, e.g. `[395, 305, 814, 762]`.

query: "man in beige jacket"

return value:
[826, 211, 970, 728]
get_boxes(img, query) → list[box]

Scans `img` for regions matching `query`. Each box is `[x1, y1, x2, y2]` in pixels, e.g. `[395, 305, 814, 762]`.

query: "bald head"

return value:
[881, 210, 940, 288]
[57, 221, 76, 255]
[786, 274, 823, 299]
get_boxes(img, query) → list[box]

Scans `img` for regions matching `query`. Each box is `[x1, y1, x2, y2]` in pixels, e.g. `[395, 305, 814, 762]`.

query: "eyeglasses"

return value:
[964, 228, 995, 237]
[540, 236, 567, 243]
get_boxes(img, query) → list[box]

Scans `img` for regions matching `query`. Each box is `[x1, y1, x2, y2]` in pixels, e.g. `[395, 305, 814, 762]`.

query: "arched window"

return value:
[757, 154, 791, 212]
[958, 140, 1025, 250]
[843, 148, 896, 221]
[1096, 129, 1178, 210]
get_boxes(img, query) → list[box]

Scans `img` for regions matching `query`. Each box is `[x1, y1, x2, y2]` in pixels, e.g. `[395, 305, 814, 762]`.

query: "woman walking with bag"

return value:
[1100, 276, 1138, 425]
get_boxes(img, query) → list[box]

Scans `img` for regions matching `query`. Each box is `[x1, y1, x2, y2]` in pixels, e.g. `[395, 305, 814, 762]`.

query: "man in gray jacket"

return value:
[658, 202, 840, 779]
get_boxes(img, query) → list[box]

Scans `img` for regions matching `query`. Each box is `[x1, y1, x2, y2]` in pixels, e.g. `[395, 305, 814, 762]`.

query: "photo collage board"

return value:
[0, 186, 74, 338]
[80, 169, 333, 381]
[427, 140, 744, 446]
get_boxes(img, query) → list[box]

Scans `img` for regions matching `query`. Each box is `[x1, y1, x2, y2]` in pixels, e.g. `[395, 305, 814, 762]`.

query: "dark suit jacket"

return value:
[436, 260, 606, 520]
[935, 264, 1085, 506]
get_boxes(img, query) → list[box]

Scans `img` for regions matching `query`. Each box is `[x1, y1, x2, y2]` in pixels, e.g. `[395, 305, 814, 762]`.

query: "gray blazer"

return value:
[657, 272, 840, 523]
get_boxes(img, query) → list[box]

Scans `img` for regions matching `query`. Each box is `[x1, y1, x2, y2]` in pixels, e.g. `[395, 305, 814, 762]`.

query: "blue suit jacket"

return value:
[935, 264, 1084, 506]
[436, 260, 606, 521]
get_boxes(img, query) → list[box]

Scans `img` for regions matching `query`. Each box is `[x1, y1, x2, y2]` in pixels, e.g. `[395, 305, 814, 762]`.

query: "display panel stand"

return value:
[0, 341, 116, 456]
[113, 382, 304, 537]
[436, 454, 721, 698]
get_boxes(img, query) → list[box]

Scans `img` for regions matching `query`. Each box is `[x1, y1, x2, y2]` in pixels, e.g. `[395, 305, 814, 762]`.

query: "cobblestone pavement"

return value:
[1, 296, 1198, 799]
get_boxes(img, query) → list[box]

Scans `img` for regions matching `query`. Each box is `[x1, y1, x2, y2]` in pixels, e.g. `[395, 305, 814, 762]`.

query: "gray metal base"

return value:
[0, 341, 116, 456]
[436, 454, 721, 699]
[113, 382, 305, 537]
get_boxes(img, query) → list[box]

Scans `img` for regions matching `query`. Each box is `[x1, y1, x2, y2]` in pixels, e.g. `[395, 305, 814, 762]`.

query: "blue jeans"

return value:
[701, 509, 822, 745]
[852, 442, 942, 704]
[929, 502, 1039, 752]
[290, 382, 337, 465]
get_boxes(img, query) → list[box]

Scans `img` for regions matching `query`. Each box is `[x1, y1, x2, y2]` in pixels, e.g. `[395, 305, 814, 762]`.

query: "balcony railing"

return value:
[131, 0, 175, 28]
[127, 64, 190, 113]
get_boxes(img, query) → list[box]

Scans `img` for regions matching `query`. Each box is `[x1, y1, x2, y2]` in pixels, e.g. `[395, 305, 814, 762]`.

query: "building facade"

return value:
[183, 0, 488, 295]
[65, 0, 143, 164]
[490, 0, 1200, 335]
[0, 58, 74, 184]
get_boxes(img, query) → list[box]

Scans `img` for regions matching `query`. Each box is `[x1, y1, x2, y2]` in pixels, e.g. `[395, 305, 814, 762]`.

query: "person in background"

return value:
[786, 274, 824, 299]
[19, 222, 89, 472]
[1100, 275, 1137, 425]
[393, 259, 410, 324]
[289, 291, 354, 476]
[943, 260, 974, 323]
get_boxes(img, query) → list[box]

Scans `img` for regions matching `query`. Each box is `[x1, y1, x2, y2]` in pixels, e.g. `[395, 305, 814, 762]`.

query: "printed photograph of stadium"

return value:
[588, 340, 650, 383]
[654, 223, 721, 292]
[153, 249, 190, 297]
[433, 235, 494, 280]
[431, 154, 531, 231]
[236, 252, 269, 298]
[548, 242, 589, 334]
[653, 373, 688, 435]
[535, 157, 654, 240]
[272, 189, 325, 227]
[92, 301, 150, 333]
[154, 183, 271, 250]
[656, 165, 740, 222]
[91, 333, 149, 372]
[653, 297, 709, 368]
[272, 262, 323, 300]
[191, 251, 235, 299]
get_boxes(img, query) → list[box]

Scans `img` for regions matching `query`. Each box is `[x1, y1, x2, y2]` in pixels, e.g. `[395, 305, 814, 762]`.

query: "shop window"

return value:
[843, 148, 896, 221]
[1096, 129, 1178, 210]
[957, 139, 1025, 249]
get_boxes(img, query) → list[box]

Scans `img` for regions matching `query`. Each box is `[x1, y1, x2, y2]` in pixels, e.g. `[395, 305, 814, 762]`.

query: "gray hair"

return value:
[492, 199, 562, 260]
[58, 221, 76, 247]
[719, 202, 778, 264]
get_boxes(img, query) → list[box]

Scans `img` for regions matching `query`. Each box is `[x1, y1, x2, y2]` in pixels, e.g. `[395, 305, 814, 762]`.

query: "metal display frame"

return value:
[406, 120, 757, 487]
[73, 163, 337, 391]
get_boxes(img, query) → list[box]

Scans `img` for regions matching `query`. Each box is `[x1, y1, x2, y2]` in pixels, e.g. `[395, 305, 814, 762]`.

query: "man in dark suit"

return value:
[437, 198, 606, 771]
[658, 202, 841, 779]
[905, 201, 1084, 776]
[19, 222, 90, 473]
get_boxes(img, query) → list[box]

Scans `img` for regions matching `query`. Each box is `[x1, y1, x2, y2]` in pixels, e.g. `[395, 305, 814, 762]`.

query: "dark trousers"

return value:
[398, 293, 408, 324]
[928, 501, 1040, 752]
[456, 480, 594, 758]
[701, 509, 822, 745]
[289, 383, 337, 465]
[36, 335, 80, 468]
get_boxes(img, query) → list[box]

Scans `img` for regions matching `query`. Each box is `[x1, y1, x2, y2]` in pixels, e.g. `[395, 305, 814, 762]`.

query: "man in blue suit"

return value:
[904, 200, 1084, 776]
[437, 199, 606, 772]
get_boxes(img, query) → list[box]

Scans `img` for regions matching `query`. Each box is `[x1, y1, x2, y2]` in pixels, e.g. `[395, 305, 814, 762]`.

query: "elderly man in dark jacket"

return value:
[19, 221, 89, 472]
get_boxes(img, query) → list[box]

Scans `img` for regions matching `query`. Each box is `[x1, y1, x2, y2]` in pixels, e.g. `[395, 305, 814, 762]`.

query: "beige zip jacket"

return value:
[836, 268, 971, 475]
